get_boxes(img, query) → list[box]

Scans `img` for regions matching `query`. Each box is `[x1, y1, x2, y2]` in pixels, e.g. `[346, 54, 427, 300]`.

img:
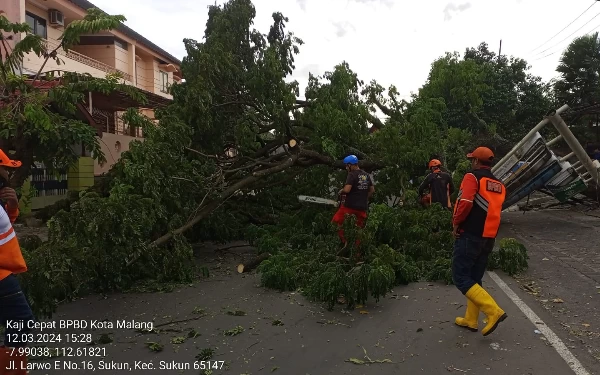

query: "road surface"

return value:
[21, 209, 599, 375]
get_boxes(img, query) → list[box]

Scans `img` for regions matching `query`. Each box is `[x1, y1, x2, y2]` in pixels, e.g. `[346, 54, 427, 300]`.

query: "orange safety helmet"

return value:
[428, 159, 442, 169]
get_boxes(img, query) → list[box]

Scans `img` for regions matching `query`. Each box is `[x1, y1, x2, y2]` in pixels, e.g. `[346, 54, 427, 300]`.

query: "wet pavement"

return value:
[500, 209, 600, 373]
[26, 222, 598, 375]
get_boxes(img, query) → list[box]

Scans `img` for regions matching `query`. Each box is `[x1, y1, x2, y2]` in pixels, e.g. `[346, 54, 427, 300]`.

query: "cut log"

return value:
[237, 253, 271, 273]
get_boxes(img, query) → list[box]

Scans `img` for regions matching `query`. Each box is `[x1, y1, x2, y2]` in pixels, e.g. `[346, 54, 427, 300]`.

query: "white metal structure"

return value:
[492, 104, 600, 206]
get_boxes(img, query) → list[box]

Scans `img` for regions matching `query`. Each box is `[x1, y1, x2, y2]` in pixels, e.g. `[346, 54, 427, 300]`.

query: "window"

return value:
[160, 71, 169, 93]
[25, 12, 47, 39]
[114, 38, 128, 50]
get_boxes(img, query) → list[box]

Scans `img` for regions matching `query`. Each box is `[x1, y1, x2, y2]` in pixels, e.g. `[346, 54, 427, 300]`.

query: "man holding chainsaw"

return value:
[331, 155, 374, 252]
[418, 159, 454, 209]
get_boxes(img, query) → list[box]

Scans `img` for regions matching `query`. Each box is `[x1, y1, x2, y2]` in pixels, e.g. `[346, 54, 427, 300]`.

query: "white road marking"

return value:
[487, 271, 592, 375]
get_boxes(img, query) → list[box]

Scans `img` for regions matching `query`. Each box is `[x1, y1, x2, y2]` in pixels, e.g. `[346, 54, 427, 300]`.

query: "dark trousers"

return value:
[0, 274, 36, 347]
[452, 232, 495, 295]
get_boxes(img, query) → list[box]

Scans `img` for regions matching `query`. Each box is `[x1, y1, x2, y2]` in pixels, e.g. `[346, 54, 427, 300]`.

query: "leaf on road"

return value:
[552, 298, 564, 303]
[346, 358, 365, 365]
[359, 311, 369, 314]
[345, 345, 394, 365]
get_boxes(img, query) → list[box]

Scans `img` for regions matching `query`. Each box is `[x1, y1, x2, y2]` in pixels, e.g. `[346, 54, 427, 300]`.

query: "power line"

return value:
[530, 1, 597, 53]
[534, 9, 600, 57]
[534, 20, 600, 61]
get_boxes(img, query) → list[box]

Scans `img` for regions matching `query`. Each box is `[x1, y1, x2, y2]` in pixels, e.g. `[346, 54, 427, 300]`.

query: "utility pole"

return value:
[499, 39, 502, 58]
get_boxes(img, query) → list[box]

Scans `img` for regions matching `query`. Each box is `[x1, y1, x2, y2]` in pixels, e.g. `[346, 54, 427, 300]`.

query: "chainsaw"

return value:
[297, 195, 340, 207]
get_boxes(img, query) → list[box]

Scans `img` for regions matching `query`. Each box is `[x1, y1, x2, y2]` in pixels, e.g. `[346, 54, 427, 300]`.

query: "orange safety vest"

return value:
[0, 204, 27, 281]
[454, 168, 506, 238]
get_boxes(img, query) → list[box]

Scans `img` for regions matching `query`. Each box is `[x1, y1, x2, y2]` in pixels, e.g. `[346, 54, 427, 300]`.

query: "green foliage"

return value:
[487, 238, 529, 276]
[252, 204, 454, 310]
[14, 0, 550, 321]
[407, 43, 552, 145]
[21, 113, 204, 318]
[555, 32, 600, 107]
[19, 188, 196, 318]
[554, 32, 600, 141]
[33, 190, 80, 223]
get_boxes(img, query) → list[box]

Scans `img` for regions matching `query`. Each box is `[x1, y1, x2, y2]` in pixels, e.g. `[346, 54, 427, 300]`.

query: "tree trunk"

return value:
[237, 253, 271, 273]
[126, 155, 299, 267]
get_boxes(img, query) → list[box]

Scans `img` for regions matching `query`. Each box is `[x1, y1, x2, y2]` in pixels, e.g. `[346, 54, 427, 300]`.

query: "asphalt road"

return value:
[21, 209, 599, 375]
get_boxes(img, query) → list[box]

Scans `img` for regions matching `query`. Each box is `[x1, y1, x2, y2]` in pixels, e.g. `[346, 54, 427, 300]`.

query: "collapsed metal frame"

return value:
[492, 104, 600, 190]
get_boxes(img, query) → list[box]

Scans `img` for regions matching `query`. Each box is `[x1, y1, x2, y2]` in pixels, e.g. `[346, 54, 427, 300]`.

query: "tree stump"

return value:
[237, 253, 271, 273]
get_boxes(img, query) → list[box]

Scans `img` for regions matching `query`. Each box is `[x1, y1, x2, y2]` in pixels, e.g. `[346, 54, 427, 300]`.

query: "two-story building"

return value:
[2, 0, 183, 209]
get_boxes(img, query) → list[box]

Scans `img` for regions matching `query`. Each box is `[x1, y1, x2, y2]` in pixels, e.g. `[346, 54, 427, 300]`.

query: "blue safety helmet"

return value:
[343, 155, 359, 165]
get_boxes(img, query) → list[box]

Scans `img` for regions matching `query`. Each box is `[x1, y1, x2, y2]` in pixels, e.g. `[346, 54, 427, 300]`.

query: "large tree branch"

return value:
[367, 113, 385, 129]
[33, 43, 63, 83]
[126, 154, 299, 266]
[372, 96, 393, 117]
[253, 139, 286, 158]
[224, 153, 286, 175]
[299, 149, 384, 172]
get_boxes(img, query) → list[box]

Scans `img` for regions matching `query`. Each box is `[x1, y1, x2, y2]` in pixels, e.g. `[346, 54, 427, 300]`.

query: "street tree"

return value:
[554, 32, 600, 142]
[555, 32, 600, 107]
[406, 42, 552, 169]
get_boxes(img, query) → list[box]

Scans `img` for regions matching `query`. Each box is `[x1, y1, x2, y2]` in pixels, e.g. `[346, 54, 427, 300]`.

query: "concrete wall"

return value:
[72, 44, 116, 68]
[68, 156, 94, 191]
[0, 0, 25, 54]
[114, 44, 128, 73]
[135, 58, 154, 93]
[8, 0, 179, 99]
[22, 3, 129, 81]
[94, 132, 145, 176]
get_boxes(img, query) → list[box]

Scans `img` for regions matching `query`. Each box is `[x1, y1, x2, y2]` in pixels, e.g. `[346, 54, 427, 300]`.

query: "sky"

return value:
[89, 0, 600, 102]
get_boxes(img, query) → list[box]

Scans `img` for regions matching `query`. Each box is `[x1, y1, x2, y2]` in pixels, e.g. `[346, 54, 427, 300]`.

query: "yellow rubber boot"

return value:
[465, 283, 507, 336]
[455, 298, 479, 332]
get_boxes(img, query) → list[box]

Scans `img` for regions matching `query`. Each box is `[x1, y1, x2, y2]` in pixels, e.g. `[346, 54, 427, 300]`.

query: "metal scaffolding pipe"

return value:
[548, 112, 600, 186]
[493, 104, 570, 173]
[560, 151, 575, 162]
[546, 135, 563, 147]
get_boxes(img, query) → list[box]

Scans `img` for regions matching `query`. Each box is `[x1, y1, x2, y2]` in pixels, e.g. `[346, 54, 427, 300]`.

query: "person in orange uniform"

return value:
[0, 149, 35, 374]
[332, 155, 374, 256]
[418, 159, 454, 209]
[452, 147, 507, 336]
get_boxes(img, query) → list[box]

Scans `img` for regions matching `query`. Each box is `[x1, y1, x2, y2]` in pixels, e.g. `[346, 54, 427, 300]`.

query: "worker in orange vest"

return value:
[418, 159, 454, 209]
[452, 147, 507, 336]
[0, 149, 35, 374]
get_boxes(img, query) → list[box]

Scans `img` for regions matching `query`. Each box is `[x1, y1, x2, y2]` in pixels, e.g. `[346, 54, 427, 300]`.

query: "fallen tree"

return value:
[16, 0, 529, 318]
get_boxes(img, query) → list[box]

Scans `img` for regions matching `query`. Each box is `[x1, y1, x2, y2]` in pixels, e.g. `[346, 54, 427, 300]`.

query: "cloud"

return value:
[332, 21, 356, 38]
[297, 64, 322, 77]
[443, 2, 472, 21]
[297, 0, 307, 11]
[350, 0, 394, 6]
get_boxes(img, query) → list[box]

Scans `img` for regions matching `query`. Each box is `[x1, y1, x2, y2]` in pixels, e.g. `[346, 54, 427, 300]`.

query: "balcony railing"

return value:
[43, 40, 133, 82]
